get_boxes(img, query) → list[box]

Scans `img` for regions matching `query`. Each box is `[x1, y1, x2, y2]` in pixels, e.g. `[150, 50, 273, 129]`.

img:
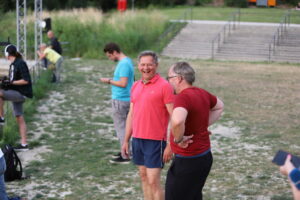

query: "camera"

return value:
[0, 76, 11, 90]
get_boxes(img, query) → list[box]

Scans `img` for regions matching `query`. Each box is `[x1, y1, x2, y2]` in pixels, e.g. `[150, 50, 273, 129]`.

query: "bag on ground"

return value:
[2, 144, 23, 182]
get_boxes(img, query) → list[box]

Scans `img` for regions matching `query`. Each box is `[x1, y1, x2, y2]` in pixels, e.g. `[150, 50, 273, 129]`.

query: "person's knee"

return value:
[139, 170, 148, 183]
[15, 115, 25, 123]
[148, 177, 160, 189]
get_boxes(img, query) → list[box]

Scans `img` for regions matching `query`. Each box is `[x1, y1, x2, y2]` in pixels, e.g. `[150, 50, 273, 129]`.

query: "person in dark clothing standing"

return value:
[0, 44, 33, 151]
[47, 30, 62, 55]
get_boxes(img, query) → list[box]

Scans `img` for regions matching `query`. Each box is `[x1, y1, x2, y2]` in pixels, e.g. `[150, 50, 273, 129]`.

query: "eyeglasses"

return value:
[166, 75, 178, 81]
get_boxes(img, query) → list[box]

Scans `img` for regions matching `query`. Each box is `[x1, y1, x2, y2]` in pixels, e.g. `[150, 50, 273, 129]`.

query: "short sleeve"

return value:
[174, 93, 190, 110]
[162, 82, 174, 104]
[119, 63, 131, 78]
[130, 81, 138, 103]
[208, 92, 217, 108]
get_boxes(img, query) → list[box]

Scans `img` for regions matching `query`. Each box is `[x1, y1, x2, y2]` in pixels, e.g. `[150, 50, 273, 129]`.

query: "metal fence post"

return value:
[16, 0, 27, 59]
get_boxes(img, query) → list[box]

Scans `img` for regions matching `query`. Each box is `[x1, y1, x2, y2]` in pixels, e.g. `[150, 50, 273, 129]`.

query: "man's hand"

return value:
[99, 78, 111, 84]
[121, 141, 130, 159]
[163, 144, 173, 163]
[177, 135, 194, 149]
[280, 154, 295, 176]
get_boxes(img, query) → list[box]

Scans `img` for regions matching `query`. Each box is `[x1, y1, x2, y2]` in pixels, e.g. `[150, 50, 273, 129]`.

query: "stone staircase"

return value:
[271, 26, 300, 63]
[214, 25, 276, 62]
[162, 21, 300, 63]
[161, 23, 223, 59]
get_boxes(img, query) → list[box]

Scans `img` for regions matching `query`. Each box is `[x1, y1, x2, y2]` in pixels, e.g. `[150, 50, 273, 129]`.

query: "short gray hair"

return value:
[138, 51, 158, 64]
[172, 62, 195, 84]
[39, 43, 47, 49]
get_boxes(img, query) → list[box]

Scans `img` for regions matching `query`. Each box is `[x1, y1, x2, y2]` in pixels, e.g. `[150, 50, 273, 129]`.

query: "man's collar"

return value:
[142, 73, 160, 84]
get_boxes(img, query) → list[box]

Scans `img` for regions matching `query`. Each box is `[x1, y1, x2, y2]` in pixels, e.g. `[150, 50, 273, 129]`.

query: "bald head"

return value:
[47, 31, 54, 39]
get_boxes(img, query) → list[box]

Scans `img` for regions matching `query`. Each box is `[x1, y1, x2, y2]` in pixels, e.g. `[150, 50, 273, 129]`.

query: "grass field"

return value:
[1, 6, 300, 60]
[160, 6, 300, 24]
[5, 57, 300, 200]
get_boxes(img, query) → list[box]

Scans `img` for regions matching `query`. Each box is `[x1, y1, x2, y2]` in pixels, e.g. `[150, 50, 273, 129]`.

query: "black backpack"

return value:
[2, 144, 23, 182]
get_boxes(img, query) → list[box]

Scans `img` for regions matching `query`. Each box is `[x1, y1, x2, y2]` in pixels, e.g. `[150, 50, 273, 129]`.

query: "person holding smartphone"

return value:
[280, 154, 300, 200]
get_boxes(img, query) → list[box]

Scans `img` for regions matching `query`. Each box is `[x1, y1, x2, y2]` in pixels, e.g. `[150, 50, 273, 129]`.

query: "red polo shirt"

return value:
[131, 74, 174, 141]
[170, 87, 217, 156]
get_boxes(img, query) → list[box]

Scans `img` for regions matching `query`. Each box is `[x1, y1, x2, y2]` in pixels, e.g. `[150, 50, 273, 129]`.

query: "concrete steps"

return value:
[270, 26, 300, 63]
[162, 21, 300, 63]
[214, 25, 275, 61]
[161, 23, 223, 59]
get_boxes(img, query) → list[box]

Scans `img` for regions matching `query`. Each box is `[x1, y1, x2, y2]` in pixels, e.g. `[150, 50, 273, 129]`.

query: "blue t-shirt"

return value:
[111, 57, 134, 101]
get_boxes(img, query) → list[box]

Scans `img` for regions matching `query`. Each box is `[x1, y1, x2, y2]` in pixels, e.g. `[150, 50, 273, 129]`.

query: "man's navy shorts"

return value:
[132, 137, 166, 168]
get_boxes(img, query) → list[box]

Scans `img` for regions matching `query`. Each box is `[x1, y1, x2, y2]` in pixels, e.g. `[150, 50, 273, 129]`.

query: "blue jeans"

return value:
[0, 156, 8, 200]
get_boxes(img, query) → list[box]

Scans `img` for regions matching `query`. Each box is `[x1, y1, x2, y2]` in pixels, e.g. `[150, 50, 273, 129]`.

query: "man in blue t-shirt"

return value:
[100, 43, 134, 164]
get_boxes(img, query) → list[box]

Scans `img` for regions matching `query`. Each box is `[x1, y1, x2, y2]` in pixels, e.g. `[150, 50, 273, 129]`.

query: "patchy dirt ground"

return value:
[5, 58, 299, 200]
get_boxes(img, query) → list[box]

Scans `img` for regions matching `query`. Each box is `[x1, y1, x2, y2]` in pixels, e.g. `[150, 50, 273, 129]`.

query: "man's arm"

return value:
[37, 50, 46, 60]
[11, 79, 28, 85]
[209, 97, 224, 126]
[122, 103, 134, 158]
[280, 155, 300, 200]
[171, 107, 188, 142]
[99, 77, 128, 88]
[163, 103, 173, 163]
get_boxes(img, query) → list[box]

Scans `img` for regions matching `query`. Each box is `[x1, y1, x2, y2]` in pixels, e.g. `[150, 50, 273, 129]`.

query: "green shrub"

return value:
[0, 9, 169, 59]
[195, 0, 213, 6]
[225, 0, 248, 8]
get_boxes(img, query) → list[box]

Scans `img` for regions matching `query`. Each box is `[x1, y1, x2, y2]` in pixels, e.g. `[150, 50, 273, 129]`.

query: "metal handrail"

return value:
[211, 9, 240, 60]
[268, 10, 291, 62]
[157, 7, 193, 43]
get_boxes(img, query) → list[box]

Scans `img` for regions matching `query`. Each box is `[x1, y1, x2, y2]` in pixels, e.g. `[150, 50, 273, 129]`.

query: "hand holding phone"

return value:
[272, 150, 300, 168]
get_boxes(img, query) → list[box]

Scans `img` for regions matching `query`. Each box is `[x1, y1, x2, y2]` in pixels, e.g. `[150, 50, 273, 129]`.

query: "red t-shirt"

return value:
[131, 74, 174, 141]
[170, 87, 217, 156]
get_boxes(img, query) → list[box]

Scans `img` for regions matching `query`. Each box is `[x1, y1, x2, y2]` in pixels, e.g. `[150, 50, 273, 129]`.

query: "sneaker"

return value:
[112, 152, 121, 159]
[109, 156, 130, 164]
[14, 144, 29, 152]
[0, 117, 5, 124]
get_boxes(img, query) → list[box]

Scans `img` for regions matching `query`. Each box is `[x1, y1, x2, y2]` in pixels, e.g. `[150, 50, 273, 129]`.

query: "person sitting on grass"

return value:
[0, 44, 33, 151]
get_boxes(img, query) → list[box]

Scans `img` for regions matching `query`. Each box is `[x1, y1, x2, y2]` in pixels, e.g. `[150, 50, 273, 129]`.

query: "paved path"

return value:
[171, 19, 300, 27]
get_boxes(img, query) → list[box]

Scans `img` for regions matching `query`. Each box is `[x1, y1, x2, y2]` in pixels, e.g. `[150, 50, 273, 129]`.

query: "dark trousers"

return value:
[165, 152, 213, 200]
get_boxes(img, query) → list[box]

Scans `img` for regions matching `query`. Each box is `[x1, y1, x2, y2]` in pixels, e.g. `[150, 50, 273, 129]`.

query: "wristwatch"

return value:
[174, 137, 183, 144]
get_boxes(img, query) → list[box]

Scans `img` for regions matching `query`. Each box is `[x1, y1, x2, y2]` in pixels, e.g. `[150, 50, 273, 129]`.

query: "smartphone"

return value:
[272, 150, 300, 168]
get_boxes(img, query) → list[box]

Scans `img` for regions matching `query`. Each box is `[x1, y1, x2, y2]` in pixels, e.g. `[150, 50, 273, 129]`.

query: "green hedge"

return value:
[224, 0, 248, 8]
[0, 9, 169, 59]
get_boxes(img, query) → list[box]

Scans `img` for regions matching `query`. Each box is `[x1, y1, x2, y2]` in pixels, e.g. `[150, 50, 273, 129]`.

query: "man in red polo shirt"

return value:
[122, 51, 174, 200]
[165, 61, 224, 200]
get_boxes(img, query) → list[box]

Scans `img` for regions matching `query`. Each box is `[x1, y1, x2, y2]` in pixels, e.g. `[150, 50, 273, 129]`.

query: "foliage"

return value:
[0, 0, 116, 12]
[0, 9, 170, 59]
[195, 0, 213, 6]
[224, 0, 248, 8]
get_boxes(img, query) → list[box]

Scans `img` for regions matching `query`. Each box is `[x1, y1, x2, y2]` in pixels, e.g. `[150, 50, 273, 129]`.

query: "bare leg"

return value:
[138, 166, 153, 200]
[146, 168, 164, 200]
[16, 115, 27, 145]
[0, 91, 4, 117]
